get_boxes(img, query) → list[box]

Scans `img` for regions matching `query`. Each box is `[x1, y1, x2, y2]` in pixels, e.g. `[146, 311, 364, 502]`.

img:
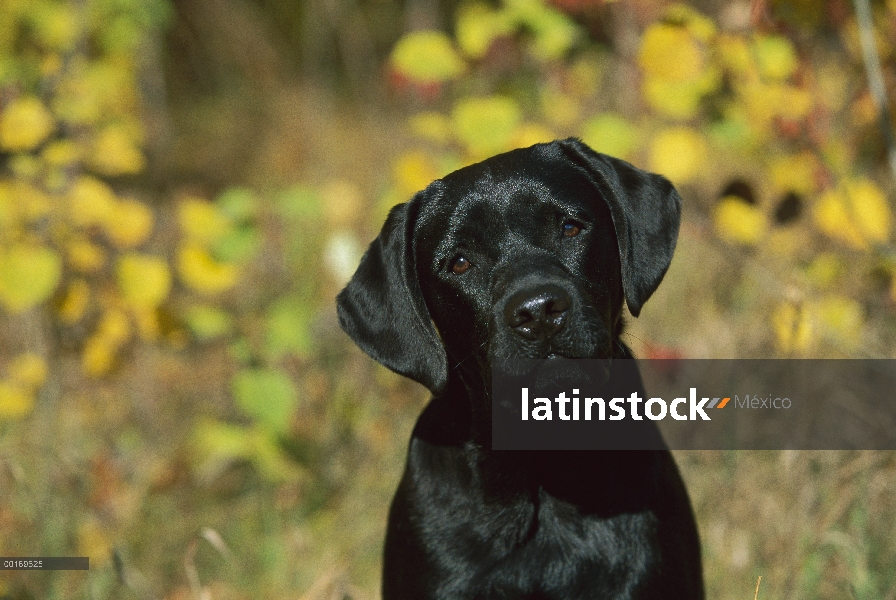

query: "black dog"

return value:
[337, 139, 703, 600]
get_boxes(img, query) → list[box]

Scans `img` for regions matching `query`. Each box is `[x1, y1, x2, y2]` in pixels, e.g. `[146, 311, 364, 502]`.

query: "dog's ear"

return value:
[555, 138, 682, 317]
[336, 197, 448, 394]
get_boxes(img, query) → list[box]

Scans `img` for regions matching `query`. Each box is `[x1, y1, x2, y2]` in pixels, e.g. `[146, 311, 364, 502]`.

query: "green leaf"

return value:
[528, 8, 579, 60]
[247, 428, 302, 482]
[212, 225, 261, 263]
[277, 185, 322, 221]
[391, 31, 465, 84]
[452, 95, 522, 158]
[216, 187, 257, 222]
[265, 300, 313, 360]
[193, 418, 253, 463]
[184, 304, 233, 340]
[232, 368, 298, 434]
[580, 114, 638, 159]
[0, 245, 62, 313]
[192, 419, 300, 482]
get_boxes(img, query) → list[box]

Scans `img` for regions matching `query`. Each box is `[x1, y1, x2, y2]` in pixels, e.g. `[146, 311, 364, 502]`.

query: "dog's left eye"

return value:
[450, 255, 472, 274]
[562, 221, 582, 237]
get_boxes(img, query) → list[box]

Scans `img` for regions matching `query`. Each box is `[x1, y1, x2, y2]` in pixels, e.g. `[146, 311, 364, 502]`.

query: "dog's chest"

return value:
[407, 443, 660, 598]
[475, 493, 657, 597]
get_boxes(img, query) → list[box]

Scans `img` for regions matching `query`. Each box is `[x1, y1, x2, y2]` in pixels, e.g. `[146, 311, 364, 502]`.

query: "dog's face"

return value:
[413, 152, 624, 370]
[337, 139, 681, 395]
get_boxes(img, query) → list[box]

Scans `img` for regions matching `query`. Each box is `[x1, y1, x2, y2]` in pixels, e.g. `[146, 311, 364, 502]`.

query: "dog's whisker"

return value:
[621, 331, 656, 355]
[450, 341, 488, 372]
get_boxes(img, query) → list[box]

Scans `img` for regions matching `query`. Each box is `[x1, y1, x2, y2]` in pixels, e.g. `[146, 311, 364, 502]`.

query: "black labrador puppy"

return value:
[337, 138, 703, 600]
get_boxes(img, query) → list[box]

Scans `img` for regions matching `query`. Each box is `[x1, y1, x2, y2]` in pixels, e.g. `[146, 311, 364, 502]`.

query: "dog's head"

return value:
[337, 138, 681, 395]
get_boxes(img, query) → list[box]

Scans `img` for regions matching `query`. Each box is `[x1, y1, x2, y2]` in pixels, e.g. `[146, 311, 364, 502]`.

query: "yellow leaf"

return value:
[179, 197, 231, 247]
[638, 23, 705, 83]
[769, 152, 818, 195]
[846, 179, 891, 244]
[393, 151, 439, 197]
[96, 308, 131, 346]
[177, 244, 238, 294]
[713, 197, 769, 245]
[42, 139, 81, 166]
[14, 181, 52, 221]
[512, 123, 556, 149]
[814, 189, 865, 249]
[67, 238, 106, 273]
[82, 335, 117, 377]
[742, 82, 813, 126]
[8, 353, 47, 390]
[89, 124, 145, 176]
[648, 127, 708, 184]
[0, 381, 34, 420]
[117, 253, 172, 309]
[69, 175, 117, 228]
[642, 66, 721, 120]
[666, 4, 716, 42]
[452, 95, 522, 158]
[716, 34, 753, 75]
[0, 244, 62, 313]
[813, 179, 891, 249]
[9, 154, 43, 179]
[777, 86, 813, 120]
[106, 199, 153, 248]
[0, 180, 15, 229]
[391, 31, 465, 84]
[753, 35, 798, 80]
[132, 306, 160, 341]
[456, 4, 513, 59]
[58, 279, 90, 323]
[773, 301, 812, 354]
[409, 111, 452, 143]
[0, 96, 55, 151]
[814, 296, 863, 351]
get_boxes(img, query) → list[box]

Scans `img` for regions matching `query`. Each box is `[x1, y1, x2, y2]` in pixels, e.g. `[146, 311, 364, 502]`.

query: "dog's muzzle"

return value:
[502, 283, 571, 343]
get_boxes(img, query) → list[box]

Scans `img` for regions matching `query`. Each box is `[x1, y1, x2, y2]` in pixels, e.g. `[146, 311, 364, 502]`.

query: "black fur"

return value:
[337, 139, 703, 600]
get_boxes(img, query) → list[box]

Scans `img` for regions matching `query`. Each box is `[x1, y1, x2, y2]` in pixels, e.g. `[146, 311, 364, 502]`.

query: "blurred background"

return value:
[1, 0, 895, 598]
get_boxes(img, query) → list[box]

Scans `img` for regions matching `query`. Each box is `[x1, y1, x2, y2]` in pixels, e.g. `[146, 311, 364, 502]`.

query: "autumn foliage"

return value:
[1, 1, 896, 599]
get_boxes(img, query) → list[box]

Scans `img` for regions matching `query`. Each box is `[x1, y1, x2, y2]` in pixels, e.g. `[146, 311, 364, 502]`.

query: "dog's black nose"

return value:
[503, 284, 571, 341]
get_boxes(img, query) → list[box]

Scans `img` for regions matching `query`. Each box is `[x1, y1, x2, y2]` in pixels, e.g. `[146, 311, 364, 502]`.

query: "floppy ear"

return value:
[556, 138, 681, 317]
[336, 197, 448, 394]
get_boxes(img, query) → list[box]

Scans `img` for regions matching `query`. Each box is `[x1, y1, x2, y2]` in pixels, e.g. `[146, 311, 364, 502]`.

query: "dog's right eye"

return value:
[562, 221, 582, 237]
[450, 255, 471, 274]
